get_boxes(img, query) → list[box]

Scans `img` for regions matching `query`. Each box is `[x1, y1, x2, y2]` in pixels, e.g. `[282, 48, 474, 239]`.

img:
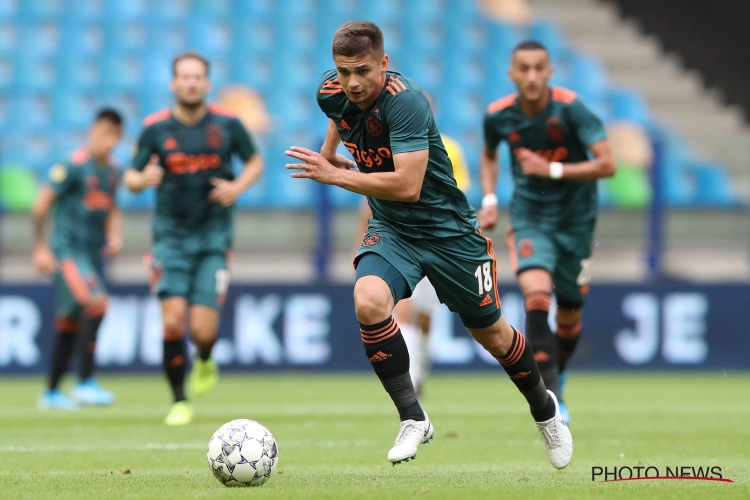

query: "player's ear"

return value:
[381, 53, 389, 73]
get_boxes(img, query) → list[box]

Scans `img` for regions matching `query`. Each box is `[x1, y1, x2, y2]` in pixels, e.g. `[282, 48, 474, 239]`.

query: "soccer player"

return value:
[124, 52, 263, 426]
[479, 41, 616, 424]
[353, 132, 471, 397]
[32, 108, 124, 410]
[286, 22, 572, 468]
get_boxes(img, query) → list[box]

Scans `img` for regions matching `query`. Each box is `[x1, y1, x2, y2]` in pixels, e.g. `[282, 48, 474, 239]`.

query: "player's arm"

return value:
[478, 112, 503, 230]
[286, 147, 427, 202]
[103, 206, 123, 258]
[516, 140, 615, 180]
[31, 185, 58, 275]
[210, 118, 264, 207]
[125, 127, 163, 192]
[320, 119, 357, 170]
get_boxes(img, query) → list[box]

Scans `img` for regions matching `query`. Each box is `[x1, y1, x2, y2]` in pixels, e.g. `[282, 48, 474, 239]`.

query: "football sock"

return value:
[557, 320, 582, 373]
[360, 317, 424, 422]
[78, 315, 103, 381]
[525, 292, 558, 397]
[163, 332, 187, 402]
[198, 349, 212, 362]
[496, 328, 556, 422]
[49, 318, 80, 390]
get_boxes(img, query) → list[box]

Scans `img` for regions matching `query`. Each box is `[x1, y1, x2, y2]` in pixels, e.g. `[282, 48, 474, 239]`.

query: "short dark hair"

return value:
[332, 21, 384, 58]
[172, 51, 210, 76]
[95, 107, 123, 126]
[512, 40, 548, 54]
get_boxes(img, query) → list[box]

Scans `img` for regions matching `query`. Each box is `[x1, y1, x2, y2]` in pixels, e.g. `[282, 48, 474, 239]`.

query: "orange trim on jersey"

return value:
[390, 76, 407, 91]
[207, 103, 237, 117]
[506, 227, 519, 274]
[483, 235, 501, 309]
[551, 87, 577, 104]
[385, 85, 397, 96]
[142, 108, 172, 127]
[320, 88, 345, 94]
[69, 148, 90, 165]
[320, 79, 344, 94]
[60, 259, 91, 305]
[487, 93, 517, 113]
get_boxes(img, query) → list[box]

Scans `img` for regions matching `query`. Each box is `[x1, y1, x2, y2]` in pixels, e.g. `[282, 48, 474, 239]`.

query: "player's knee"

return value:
[353, 286, 392, 325]
[163, 312, 186, 339]
[191, 323, 217, 346]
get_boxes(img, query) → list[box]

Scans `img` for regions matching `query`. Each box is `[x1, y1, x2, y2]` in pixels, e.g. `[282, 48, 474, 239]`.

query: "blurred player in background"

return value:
[353, 118, 472, 398]
[287, 22, 571, 468]
[479, 41, 615, 424]
[124, 52, 263, 426]
[32, 108, 124, 410]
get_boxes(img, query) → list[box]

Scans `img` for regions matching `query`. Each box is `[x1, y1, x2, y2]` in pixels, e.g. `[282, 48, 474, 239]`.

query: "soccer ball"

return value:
[206, 419, 279, 487]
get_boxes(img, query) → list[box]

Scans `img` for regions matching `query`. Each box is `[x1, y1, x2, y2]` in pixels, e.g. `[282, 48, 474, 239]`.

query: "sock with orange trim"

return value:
[496, 328, 556, 422]
[49, 318, 80, 390]
[524, 291, 558, 397]
[360, 317, 424, 422]
[78, 315, 103, 381]
[557, 321, 582, 373]
[163, 334, 187, 403]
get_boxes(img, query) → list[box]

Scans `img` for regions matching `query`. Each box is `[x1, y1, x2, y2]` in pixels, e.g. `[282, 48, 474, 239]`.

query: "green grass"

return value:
[0, 372, 748, 499]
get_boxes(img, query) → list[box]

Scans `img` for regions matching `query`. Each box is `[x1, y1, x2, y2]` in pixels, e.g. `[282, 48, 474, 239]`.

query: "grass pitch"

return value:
[0, 372, 748, 499]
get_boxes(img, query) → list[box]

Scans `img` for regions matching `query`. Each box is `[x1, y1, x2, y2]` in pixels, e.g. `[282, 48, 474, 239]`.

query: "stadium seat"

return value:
[608, 88, 651, 125]
[57, 55, 100, 89]
[9, 93, 52, 131]
[0, 0, 16, 20]
[19, 22, 60, 57]
[59, 22, 103, 56]
[18, 0, 62, 19]
[191, 0, 233, 19]
[0, 21, 16, 55]
[187, 19, 231, 57]
[234, 0, 275, 18]
[0, 55, 12, 90]
[145, 0, 189, 22]
[52, 91, 98, 128]
[104, 0, 146, 20]
[61, 0, 104, 21]
[13, 55, 56, 90]
[103, 22, 148, 53]
[100, 52, 143, 90]
[527, 19, 567, 64]
[567, 53, 609, 104]
[689, 161, 743, 208]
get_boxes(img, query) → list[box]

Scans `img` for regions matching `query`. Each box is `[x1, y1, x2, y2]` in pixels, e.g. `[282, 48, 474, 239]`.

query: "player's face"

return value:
[89, 120, 122, 160]
[334, 51, 388, 109]
[509, 49, 553, 102]
[171, 58, 212, 108]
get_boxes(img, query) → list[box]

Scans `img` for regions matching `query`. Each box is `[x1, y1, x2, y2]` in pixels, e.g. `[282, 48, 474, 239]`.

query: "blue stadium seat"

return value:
[139, 89, 172, 117]
[18, 0, 61, 18]
[528, 19, 567, 64]
[438, 89, 484, 131]
[232, 16, 276, 55]
[234, 0, 275, 18]
[145, 0, 189, 22]
[145, 21, 188, 56]
[401, 21, 444, 54]
[59, 22, 103, 56]
[103, 22, 148, 53]
[567, 53, 609, 104]
[3, 131, 53, 173]
[52, 91, 98, 128]
[486, 22, 523, 61]
[689, 162, 743, 208]
[141, 51, 173, 87]
[0, 21, 16, 55]
[608, 88, 651, 125]
[191, 0, 233, 19]
[13, 55, 56, 90]
[57, 55, 100, 89]
[0, 55, 12, 90]
[187, 19, 231, 57]
[62, 0, 104, 21]
[230, 55, 275, 95]
[403, 0, 443, 24]
[360, 0, 402, 26]
[0, 0, 16, 20]
[19, 23, 60, 56]
[104, 0, 147, 20]
[100, 52, 143, 90]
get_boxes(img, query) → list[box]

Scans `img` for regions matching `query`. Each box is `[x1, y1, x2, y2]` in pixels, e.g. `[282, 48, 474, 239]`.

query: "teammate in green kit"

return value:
[286, 22, 572, 468]
[32, 108, 124, 410]
[124, 52, 263, 426]
[479, 41, 616, 425]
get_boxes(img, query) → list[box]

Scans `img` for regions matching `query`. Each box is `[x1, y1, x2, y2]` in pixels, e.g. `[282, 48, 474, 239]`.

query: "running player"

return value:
[286, 22, 572, 468]
[124, 52, 263, 426]
[353, 131, 471, 397]
[479, 41, 616, 424]
[32, 108, 124, 410]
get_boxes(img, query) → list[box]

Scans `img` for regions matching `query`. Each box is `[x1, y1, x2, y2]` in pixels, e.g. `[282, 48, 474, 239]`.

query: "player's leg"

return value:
[426, 231, 572, 468]
[508, 227, 559, 397]
[354, 241, 433, 464]
[392, 298, 423, 395]
[406, 278, 439, 396]
[39, 272, 82, 410]
[70, 256, 115, 405]
[147, 250, 193, 425]
[187, 252, 230, 396]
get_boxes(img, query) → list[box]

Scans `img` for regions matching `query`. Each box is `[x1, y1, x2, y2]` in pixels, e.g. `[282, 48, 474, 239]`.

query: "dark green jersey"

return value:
[317, 69, 477, 239]
[47, 148, 120, 259]
[483, 87, 607, 230]
[132, 105, 258, 254]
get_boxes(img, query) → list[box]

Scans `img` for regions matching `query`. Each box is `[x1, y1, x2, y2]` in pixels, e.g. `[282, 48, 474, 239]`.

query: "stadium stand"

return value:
[0, 0, 743, 213]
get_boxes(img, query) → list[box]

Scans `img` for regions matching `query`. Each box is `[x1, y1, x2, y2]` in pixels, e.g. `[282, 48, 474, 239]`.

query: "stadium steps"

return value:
[528, 0, 750, 201]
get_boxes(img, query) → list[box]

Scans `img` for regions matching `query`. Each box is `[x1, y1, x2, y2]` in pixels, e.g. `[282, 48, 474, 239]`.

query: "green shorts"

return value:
[147, 242, 230, 310]
[53, 251, 107, 319]
[355, 227, 502, 328]
[506, 223, 594, 308]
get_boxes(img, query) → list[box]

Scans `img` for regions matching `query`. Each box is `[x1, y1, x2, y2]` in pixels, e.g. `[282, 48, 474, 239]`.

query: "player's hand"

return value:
[102, 234, 123, 258]
[33, 244, 56, 275]
[328, 154, 357, 170]
[142, 155, 165, 188]
[516, 148, 550, 178]
[478, 204, 499, 230]
[285, 147, 340, 185]
[209, 178, 241, 207]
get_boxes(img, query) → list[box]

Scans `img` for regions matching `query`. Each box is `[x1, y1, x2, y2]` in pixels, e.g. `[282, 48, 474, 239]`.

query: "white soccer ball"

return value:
[206, 419, 279, 487]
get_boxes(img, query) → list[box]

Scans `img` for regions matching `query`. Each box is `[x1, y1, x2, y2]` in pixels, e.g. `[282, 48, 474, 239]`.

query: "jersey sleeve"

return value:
[46, 162, 80, 196]
[568, 98, 607, 149]
[131, 126, 157, 171]
[316, 69, 343, 119]
[482, 112, 503, 151]
[229, 118, 258, 162]
[386, 90, 430, 154]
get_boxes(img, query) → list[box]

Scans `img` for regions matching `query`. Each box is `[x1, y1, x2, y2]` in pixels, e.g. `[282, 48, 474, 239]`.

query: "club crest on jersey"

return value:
[206, 124, 223, 148]
[163, 137, 178, 150]
[547, 124, 565, 142]
[365, 116, 383, 137]
[508, 131, 521, 142]
[362, 234, 380, 247]
[519, 238, 534, 258]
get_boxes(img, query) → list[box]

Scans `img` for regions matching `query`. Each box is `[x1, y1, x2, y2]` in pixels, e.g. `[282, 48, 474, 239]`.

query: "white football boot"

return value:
[535, 390, 573, 469]
[387, 411, 434, 464]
